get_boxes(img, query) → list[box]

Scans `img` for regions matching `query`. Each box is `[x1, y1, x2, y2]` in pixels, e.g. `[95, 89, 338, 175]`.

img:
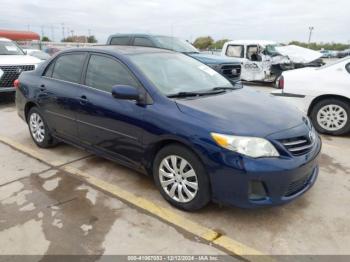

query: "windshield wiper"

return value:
[182, 51, 200, 55]
[167, 90, 225, 98]
[167, 91, 204, 98]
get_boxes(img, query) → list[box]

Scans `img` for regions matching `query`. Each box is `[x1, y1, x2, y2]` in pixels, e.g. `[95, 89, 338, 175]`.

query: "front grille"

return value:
[219, 64, 241, 79]
[285, 172, 313, 197]
[0, 65, 35, 88]
[279, 136, 313, 156]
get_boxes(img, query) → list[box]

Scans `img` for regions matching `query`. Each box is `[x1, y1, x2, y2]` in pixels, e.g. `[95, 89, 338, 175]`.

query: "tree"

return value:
[41, 36, 50, 42]
[87, 35, 97, 43]
[211, 39, 230, 50]
[289, 41, 349, 51]
[193, 36, 214, 50]
[61, 35, 97, 43]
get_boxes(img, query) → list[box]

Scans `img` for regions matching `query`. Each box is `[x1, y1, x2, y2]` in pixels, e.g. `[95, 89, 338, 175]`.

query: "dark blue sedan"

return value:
[15, 46, 321, 211]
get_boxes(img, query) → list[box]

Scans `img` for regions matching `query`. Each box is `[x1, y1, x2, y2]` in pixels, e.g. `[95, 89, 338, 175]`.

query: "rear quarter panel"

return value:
[15, 71, 40, 121]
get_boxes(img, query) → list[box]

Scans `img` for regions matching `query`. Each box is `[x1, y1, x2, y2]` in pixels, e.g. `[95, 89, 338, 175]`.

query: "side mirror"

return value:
[111, 85, 141, 101]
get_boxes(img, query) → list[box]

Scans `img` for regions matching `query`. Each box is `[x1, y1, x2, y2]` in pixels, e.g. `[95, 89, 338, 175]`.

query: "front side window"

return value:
[0, 41, 24, 55]
[85, 55, 139, 92]
[110, 37, 131, 45]
[133, 37, 154, 47]
[226, 45, 244, 58]
[52, 53, 86, 83]
[129, 52, 232, 96]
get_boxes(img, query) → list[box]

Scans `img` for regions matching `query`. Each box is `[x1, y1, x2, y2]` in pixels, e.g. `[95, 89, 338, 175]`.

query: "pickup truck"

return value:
[221, 40, 323, 84]
[0, 37, 41, 93]
[106, 34, 241, 82]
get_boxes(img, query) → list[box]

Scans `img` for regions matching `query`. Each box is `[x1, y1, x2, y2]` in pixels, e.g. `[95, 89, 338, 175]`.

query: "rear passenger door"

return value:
[40, 52, 87, 140]
[75, 53, 146, 167]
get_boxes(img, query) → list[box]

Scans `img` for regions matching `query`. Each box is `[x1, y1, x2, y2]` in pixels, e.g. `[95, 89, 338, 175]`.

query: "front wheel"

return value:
[153, 144, 211, 211]
[310, 98, 350, 135]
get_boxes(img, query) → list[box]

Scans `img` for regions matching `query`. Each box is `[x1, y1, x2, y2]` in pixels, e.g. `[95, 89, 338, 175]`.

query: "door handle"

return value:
[79, 95, 88, 105]
[39, 84, 46, 92]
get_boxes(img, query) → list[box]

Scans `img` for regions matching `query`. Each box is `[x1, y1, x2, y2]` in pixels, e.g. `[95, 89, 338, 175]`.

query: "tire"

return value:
[153, 144, 211, 211]
[310, 98, 350, 135]
[27, 107, 57, 148]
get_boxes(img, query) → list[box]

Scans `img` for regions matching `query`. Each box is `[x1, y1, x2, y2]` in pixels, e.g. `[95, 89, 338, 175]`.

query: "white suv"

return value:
[0, 37, 41, 93]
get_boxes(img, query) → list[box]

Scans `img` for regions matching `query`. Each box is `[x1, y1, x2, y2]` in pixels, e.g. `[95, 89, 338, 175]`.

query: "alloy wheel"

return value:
[317, 104, 348, 131]
[29, 113, 45, 143]
[158, 155, 198, 203]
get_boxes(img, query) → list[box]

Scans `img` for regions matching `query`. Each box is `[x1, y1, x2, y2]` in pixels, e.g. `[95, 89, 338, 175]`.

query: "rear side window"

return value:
[85, 55, 139, 92]
[52, 54, 86, 83]
[226, 45, 244, 58]
[133, 37, 154, 47]
[346, 63, 350, 74]
[110, 37, 131, 45]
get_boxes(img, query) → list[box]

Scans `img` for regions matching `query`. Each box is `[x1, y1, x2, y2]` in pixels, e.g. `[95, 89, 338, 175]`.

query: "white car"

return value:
[0, 37, 41, 93]
[24, 49, 51, 61]
[273, 57, 350, 135]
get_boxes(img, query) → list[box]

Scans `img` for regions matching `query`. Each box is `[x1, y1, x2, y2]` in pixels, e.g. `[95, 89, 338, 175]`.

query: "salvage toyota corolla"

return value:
[15, 46, 321, 211]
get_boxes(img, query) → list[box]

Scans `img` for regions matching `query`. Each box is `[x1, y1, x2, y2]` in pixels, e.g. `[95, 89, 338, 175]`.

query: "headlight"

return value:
[211, 133, 280, 158]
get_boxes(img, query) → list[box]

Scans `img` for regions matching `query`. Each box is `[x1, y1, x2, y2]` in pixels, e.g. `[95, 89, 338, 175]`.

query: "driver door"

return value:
[75, 53, 146, 167]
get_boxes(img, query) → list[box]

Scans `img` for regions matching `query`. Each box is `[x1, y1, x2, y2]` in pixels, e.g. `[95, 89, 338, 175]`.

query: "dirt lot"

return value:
[0, 86, 349, 258]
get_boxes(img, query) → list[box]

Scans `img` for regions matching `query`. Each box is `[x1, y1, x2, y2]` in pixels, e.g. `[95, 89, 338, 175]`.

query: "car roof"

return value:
[225, 40, 277, 46]
[59, 45, 174, 56]
[0, 37, 12, 42]
[108, 33, 173, 38]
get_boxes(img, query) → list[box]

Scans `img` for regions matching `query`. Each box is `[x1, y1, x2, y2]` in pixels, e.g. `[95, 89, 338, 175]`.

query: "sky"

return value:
[0, 0, 349, 44]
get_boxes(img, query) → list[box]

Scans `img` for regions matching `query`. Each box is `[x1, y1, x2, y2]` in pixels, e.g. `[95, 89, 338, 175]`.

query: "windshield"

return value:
[265, 44, 282, 56]
[154, 36, 199, 53]
[129, 52, 233, 96]
[0, 41, 25, 55]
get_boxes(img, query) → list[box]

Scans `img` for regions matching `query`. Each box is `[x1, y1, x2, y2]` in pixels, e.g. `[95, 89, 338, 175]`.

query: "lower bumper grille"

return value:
[0, 65, 35, 88]
[284, 172, 313, 197]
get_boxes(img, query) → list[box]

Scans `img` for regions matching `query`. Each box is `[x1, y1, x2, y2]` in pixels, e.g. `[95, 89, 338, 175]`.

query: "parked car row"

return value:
[337, 49, 350, 58]
[320, 49, 350, 59]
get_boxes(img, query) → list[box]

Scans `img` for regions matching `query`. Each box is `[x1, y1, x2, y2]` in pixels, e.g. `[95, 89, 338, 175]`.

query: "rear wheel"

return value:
[310, 98, 350, 135]
[27, 107, 57, 148]
[153, 144, 211, 211]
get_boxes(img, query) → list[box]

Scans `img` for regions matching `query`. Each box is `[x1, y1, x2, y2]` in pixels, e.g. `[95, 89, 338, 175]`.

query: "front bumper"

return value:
[206, 134, 321, 208]
[0, 87, 15, 93]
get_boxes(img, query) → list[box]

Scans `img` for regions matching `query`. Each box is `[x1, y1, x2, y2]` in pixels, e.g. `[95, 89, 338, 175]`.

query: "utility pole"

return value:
[41, 26, 44, 40]
[51, 25, 54, 42]
[61, 23, 65, 41]
[308, 26, 314, 46]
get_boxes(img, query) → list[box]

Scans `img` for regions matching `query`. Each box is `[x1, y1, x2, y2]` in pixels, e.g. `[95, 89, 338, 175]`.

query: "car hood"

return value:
[189, 53, 241, 65]
[0, 55, 42, 65]
[175, 87, 305, 137]
[275, 45, 323, 64]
